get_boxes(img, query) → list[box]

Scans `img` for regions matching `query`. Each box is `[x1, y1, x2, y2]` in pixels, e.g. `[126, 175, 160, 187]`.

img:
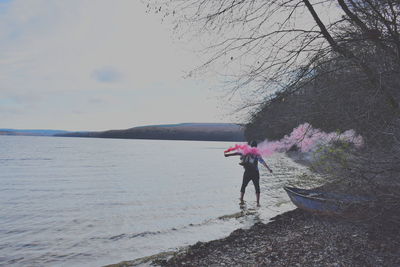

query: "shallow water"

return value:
[0, 136, 322, 266]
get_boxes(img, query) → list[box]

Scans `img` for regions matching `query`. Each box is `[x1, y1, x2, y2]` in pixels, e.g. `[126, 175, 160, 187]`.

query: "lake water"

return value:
[0, 136, 320, 266]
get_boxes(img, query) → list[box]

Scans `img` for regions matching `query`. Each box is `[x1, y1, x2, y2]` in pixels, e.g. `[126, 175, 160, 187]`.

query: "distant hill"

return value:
[0, 129, 69, 136]
[57, 123, 245, 141]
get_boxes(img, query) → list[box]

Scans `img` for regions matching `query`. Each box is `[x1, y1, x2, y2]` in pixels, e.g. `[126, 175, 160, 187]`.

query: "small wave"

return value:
[26, 252, 94, 265]
[29, 189, 58, 192]
[3, 229, 28, 235]
[95, 219, 241, 243]
[109, 233, 126, 240]
[5, 257, 24, 265]
[21, 158, 52, 161]
[17, 243, 41, 249]
[218, 209, 257, 220]
[89, 230, 163, 242]
[0, 158, 52, 161]
[129, 231, 162, 239]
[0, 243, 10, 250]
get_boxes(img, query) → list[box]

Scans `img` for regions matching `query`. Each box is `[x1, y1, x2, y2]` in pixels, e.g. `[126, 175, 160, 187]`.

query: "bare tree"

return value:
[148, 1, 400, 219]
[151, 0, 400, 112]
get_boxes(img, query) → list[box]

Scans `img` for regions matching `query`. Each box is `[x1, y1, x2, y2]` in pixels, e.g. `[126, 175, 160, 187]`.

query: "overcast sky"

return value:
[0, 0, 236, 131]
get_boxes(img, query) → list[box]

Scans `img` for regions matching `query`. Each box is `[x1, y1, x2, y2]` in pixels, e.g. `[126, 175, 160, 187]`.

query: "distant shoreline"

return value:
[1, 123, 246, 142]
[0, 135, 241, 143]
[56, 123, 246, 142]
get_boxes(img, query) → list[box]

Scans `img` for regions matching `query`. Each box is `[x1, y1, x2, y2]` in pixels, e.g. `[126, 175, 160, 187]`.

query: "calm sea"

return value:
[0, 136, 319, 266]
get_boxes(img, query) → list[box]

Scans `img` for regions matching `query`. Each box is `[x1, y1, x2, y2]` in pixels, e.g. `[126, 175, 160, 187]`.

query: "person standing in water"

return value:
[224, 140, 272, 207]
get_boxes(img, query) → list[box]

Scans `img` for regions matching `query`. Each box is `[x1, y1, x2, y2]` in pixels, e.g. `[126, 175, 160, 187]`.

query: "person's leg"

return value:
[240, 192, 245, 204]
[253, 172, 261, 206]
[256, 193, 260, 207]
[240, 171, 251, 203]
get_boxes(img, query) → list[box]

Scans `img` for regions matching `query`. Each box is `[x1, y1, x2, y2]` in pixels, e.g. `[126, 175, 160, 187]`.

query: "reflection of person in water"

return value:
[224, 140, 272, 207]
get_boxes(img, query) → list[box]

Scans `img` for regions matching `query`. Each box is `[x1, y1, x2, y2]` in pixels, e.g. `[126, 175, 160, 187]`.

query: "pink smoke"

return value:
[224, 144, 261, 156]
[225, 123, 363, 157]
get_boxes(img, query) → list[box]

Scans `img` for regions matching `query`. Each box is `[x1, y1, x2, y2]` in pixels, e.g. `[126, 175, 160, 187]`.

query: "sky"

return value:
[0, 0, 235, 131]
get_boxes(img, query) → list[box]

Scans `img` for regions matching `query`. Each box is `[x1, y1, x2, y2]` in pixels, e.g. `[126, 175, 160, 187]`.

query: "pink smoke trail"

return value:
[257, 123, 363, 156]
[225, 123, 363, 157]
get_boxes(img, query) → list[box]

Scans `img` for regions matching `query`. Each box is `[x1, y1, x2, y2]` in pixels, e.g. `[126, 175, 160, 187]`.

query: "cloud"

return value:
[0, 0, 194, 94]
[92, 66, 121, 83]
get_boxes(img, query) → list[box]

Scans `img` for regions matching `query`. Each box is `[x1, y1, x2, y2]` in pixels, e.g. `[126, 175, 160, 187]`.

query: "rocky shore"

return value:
[107, 207, 399, 267]
[166, 208, 400, 266]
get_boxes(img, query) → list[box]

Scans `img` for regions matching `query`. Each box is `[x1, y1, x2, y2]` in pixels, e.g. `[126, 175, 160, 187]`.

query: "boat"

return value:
[283, 186, 370, 216]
